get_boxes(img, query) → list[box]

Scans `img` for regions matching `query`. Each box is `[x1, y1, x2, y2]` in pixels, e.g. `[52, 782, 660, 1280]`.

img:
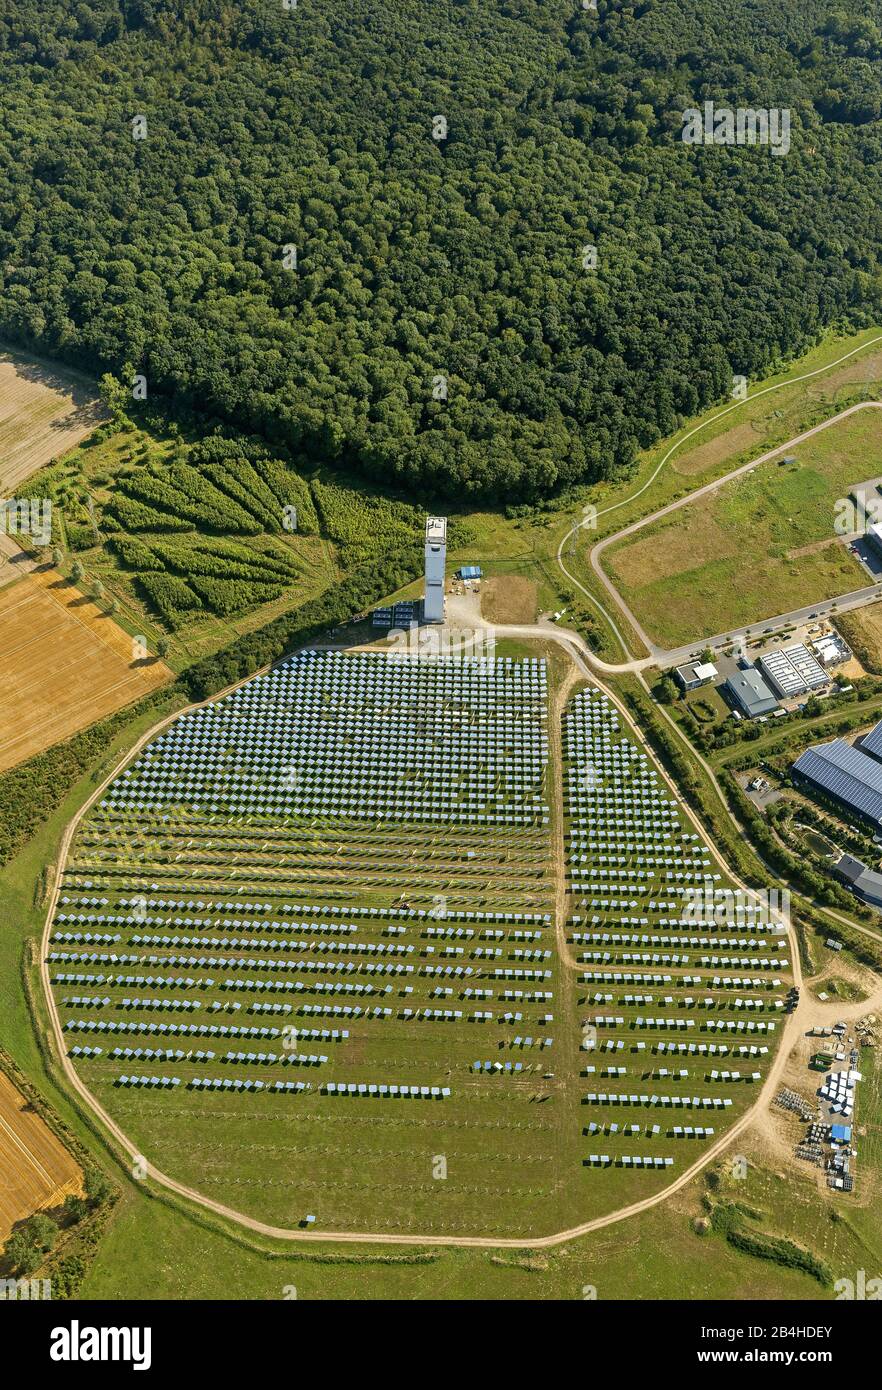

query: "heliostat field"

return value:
[48, 651, 567, 1238]
[46, 650, 792, 1238]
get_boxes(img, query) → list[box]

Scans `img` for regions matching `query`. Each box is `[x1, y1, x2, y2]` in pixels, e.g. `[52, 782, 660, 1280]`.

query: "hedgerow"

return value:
[105, 494, 194, 534]
[136, 572, 201, 627]
[189, 576, 285, 617]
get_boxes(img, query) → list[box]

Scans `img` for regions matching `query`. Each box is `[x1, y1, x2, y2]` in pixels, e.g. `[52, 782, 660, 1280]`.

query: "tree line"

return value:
[1, 0, 882, 502]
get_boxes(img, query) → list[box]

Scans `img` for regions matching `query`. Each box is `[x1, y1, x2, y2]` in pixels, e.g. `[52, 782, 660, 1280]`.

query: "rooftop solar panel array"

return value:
[858, 718, 882, 761]
[792, 738, 882, 826]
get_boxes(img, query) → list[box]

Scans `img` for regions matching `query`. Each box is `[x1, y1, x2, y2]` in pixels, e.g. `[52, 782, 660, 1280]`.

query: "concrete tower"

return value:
[423, 516, 447, 623]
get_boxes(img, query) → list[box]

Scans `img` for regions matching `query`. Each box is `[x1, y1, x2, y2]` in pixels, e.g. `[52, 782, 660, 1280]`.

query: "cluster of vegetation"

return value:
[3, 1211, 63, 1278]
[708, 1200, 832, 1288]
[181, 544, 425, 701]
[2, 1, 882, 502]
[0, 1049, 120, 1299]
[2, 1171, 112, 1282]
[725, 713, 882, 782]
[770, 796, 879, 870]
[105, 433, 319, 540]
[553, 589, 608, 653]
[109, 532, 306, 627]
[20, 402, 454, 634]
[312, 479, 432, 566]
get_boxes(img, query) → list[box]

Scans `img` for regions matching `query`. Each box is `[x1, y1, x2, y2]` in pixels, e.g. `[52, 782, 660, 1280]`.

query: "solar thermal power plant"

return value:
[49, 651, 790, 1236]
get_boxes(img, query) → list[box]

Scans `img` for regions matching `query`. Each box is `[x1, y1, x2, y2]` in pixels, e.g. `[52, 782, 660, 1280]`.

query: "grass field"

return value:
[0, 563, 171, 773]
[605, 406, 882, 648]
[0, 1069, 83, 1241]
[0, 347, 104, 495]
[481, 575, 538, 624]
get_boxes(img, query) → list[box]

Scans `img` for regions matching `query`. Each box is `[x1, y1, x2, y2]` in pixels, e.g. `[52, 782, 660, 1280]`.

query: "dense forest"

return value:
[2, 0, 882, 501]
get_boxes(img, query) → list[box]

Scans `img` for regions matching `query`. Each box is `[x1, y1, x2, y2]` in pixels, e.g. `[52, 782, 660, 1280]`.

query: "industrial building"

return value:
[866, 521, 882, 562]
[757, 643, 827, 699]
[858, 717, 882, 762]
[792, 738, 882, 832]
[423, 516, 447, 623]
[674, 660, 717, 692]
[811, 631, 850, 668]
[723, 667, 778, 718]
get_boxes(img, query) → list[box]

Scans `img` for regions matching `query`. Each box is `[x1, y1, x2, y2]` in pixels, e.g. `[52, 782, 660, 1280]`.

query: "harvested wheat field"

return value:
[0, 348, 105, 495]
[0, 564, 171, 772]
[0, 1071, 84, 1241]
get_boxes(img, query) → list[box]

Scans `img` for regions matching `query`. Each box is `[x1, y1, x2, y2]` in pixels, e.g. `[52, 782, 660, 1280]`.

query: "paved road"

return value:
[660, 583, 882, 670]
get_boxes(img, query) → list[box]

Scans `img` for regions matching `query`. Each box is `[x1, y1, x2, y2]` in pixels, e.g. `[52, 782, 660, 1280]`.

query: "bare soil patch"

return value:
[481, 575, 538, 624]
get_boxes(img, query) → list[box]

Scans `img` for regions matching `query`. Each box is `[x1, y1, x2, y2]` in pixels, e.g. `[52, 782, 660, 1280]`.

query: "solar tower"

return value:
[424, 516, 447, 623]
